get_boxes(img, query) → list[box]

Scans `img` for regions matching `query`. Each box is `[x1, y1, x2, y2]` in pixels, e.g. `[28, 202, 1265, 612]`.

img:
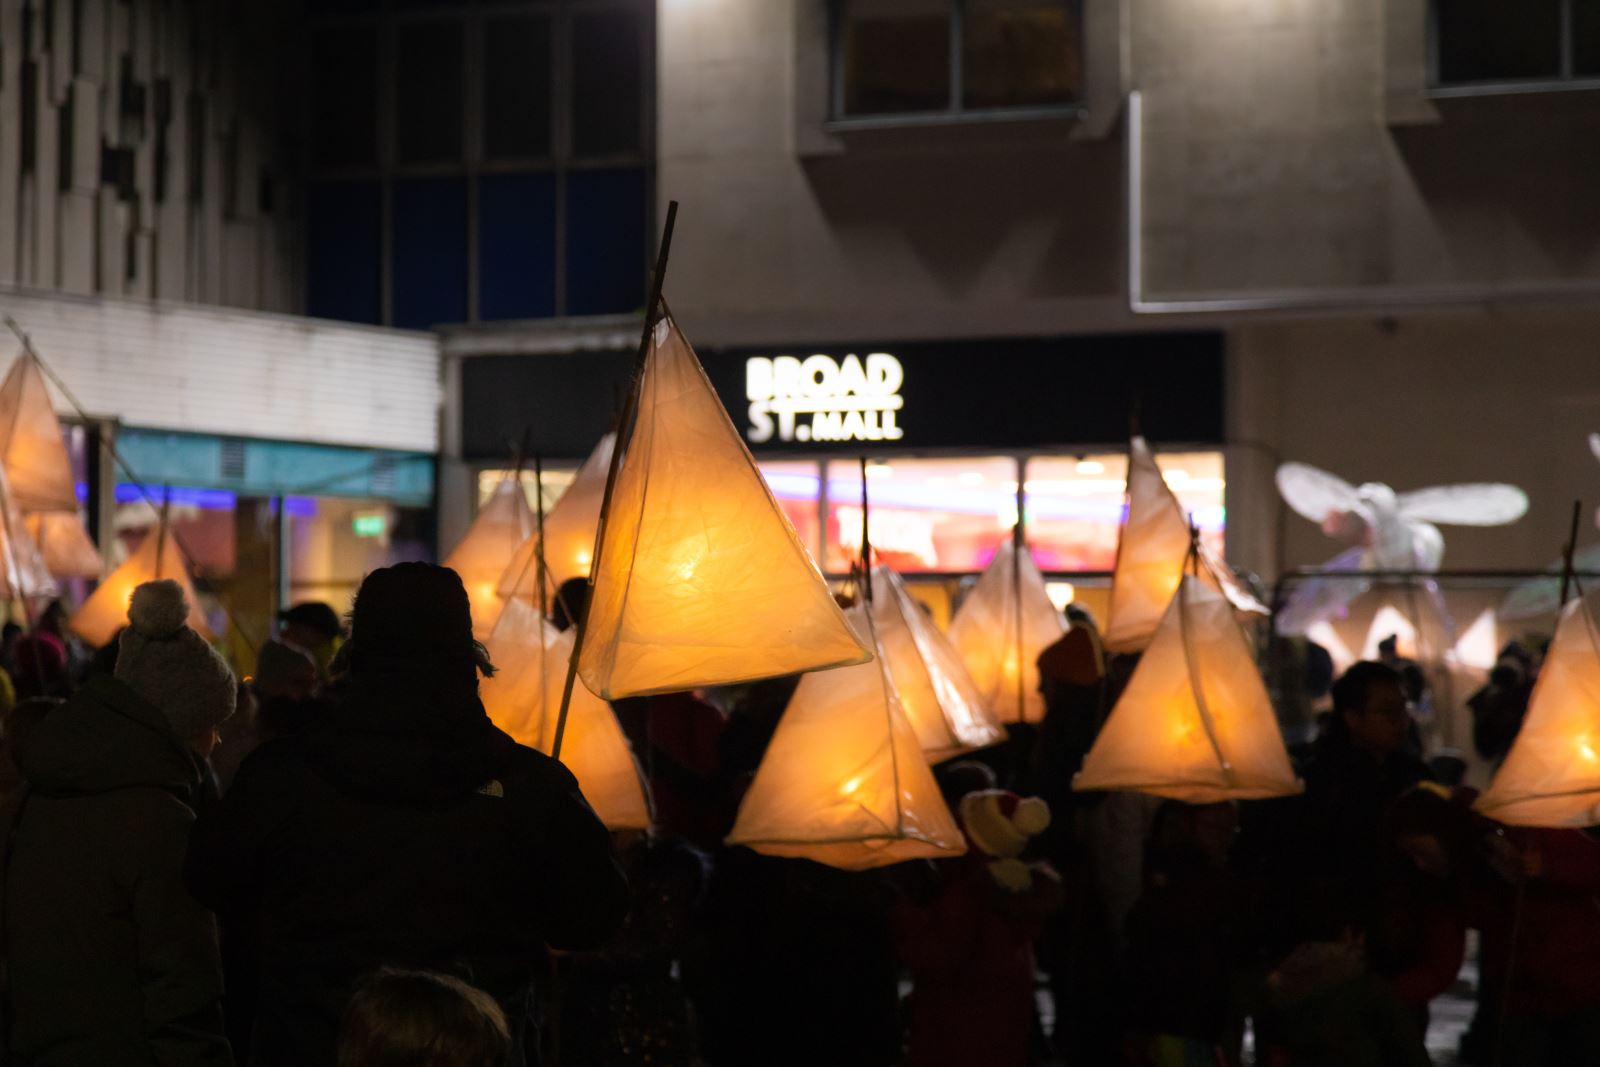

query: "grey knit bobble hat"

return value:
[115, 580, 236, 740]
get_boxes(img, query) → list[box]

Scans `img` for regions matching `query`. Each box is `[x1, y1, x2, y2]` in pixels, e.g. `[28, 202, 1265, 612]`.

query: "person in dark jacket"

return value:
[4, 579, 237, 1067]
[186, 563, 628, 1067]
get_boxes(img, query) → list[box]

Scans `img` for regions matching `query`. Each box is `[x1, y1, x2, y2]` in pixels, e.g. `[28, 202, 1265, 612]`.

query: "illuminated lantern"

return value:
[947, 540, 1065, 724]
[444, 474, 534, 640]
[1475, 598, 1600, 827]
[0, 467, 56, 601]
[27, 512, 104, 579]
[865, 565, 1006, 761]
[0, 354, 80, 514]
[578, 313, 870, 699]
[1104, 435, 1265, 654]
[726, 600, 966, 869]
[481, 598, 650, 830]
[70, 527, 209, 647]
[497, 433, 615, 604]
[1075, 575, 1301, 802]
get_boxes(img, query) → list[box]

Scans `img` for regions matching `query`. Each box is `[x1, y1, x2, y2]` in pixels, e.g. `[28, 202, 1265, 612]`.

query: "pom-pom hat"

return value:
[958, 789, 1051, 860]
[115, 580, 236, 740]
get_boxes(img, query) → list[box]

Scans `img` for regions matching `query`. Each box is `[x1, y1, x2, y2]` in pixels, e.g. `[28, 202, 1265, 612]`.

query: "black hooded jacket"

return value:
[4, 674, 231, 1067]
[185, 664, 628, 1067]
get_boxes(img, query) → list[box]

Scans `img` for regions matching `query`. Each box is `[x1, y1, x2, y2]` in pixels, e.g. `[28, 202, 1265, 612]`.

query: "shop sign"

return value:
[744, 353, 905, 444]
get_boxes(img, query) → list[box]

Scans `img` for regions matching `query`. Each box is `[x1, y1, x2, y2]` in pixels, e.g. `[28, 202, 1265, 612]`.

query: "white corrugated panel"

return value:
[0, 287, 441, 453]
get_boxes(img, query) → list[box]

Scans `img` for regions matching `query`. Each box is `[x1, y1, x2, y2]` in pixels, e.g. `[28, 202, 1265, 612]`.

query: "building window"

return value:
[305, 0, 653, 328]
[1432, 0, 1600, 88]
[833, 0, 1082, 120]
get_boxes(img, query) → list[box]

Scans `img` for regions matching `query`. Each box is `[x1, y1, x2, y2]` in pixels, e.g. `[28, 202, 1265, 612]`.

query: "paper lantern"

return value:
[1475, 599, 1600, 827]
[947, 540, 1065, 724]
[26, 511, 104, 579]
[865, 565, 1006, 761]
[726, 600, 967, 870]
[498, 433, 615, 603]
[444, 474, 534, 640]
[1075, 576, 1301, 802]
[481, 598, 650, 830]
[1104, 436, 1265, 654]
[578, 313, 870, 699]
[70, 528, 209, 647]
[0, 467, 56, 601]
[0, 354, 79, 514]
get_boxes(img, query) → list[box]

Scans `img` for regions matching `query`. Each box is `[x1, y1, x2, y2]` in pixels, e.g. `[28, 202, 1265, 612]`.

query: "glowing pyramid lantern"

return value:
[725, 598, 967, 869]
[70, 527, 209, 647]
[1075, 575, 1301, 802]
[27, 512, 103, 579]
[498, 433, 615, 604]
[0, 353, 80, 514]
[1104, 436, 1265, 654]
[946, 539, 1065, 724]
[481, 598, 650, 830]
[444, 473, 535, 640]
[1475, 598, 1600, 827]
[865, 565, 1006, 761]
[577, 312, 870, 699]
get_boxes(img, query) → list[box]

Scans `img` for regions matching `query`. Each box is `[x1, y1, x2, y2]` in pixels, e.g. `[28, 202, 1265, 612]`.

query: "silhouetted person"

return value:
[5, 580, 236, 1066]
[188, 563, 627, 1067]
[338, 969, 510, 1067]
[278, 601, 344, 680]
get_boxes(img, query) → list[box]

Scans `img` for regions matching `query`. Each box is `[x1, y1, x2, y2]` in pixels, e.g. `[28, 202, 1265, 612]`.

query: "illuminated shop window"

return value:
[1023, 450, 1225, 572]
[823, 456, 1020, 574]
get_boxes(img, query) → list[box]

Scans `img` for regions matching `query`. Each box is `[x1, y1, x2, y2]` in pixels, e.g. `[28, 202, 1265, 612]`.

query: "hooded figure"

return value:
[186, 562, 628, 1067]
[5, 580, 236, 1067]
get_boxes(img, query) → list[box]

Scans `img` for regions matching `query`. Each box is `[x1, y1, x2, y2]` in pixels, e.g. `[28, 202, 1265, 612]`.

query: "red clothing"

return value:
[1474, 827, 1600, 1020]
[892, 860, 1055, 1067]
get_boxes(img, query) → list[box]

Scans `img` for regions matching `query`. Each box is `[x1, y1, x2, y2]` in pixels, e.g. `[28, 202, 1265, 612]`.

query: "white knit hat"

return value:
[958, 789, 1051, 860]
[115, 580, 236, 740]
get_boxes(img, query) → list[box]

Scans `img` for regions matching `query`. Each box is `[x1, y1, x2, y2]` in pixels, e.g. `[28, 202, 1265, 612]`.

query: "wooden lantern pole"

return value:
[551, 201, 679, 761]
[1558, 499, 1583, 608]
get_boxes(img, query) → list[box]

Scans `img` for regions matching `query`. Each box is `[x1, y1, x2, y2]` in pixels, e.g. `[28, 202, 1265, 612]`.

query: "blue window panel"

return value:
[392, 177, 469, 329]
[478, 174, 557, 321]
[307, 181, 381, 325]
[565, 168, 647, 317]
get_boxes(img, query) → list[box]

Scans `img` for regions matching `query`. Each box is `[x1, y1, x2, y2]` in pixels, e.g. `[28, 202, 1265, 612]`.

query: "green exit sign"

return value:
[352, 513, 387, 538]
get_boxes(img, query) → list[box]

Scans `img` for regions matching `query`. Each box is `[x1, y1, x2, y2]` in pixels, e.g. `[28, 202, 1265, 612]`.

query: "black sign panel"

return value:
[461, 331, 1224, 461]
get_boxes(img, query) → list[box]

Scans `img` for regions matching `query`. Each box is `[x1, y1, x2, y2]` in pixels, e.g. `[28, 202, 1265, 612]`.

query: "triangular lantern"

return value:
[578, 312, 870, 699]
[0, 466, 57, 601]
[70, 527, 209, 647]
[444, 473, 535, 640]
[1475, 598, 1600, 827]
[726, 599, 967, 870]
[498, 433, 615, 603]
[1104, 436, 1266, 654]
[1074, 575, 1302, 802]
[481, 598, 650, 830]
[0, 353, 80, 514]
[27, 511, 104, 579]
[947, 539, 1065, 724]
[865, 564, 1006, 761]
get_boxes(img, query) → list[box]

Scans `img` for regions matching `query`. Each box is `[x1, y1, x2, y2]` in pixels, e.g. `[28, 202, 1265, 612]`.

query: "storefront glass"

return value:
[1024, 450, 1225, 571]
[823, 456, 1019, 574]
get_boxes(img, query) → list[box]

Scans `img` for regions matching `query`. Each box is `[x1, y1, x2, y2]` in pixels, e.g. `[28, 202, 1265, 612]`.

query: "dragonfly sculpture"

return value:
[1275, 462, 1528, 635]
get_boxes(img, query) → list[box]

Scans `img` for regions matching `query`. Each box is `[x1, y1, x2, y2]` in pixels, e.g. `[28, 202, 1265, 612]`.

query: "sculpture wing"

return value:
[1274, 546, 1371, 636]
[1589, 433, 1600, 465]
[1397, 484, 1529, 527]
[1276, 463, 1360, 526]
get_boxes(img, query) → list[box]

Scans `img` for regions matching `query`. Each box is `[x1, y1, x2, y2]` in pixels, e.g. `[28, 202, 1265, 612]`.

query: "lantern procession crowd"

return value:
[0, 561, 1597, 1067]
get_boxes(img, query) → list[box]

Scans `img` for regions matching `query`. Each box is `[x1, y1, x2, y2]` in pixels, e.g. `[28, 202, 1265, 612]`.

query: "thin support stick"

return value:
[859, 456, 872, 602]
[1012, 500, 1025, 724]
[534, 453, 548, 622]
[1558, 499, 1583, 609]
[552, 200, 679, 761]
